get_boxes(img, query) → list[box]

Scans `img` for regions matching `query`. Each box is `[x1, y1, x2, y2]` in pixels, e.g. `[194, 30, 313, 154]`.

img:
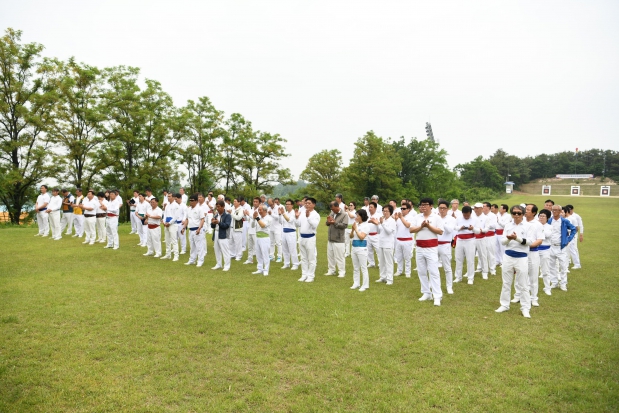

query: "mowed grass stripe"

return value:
[1, 195, 618, 412]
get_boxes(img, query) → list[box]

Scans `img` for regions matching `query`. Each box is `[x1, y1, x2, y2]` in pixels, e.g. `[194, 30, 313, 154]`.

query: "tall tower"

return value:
[425, 122, 435, 142]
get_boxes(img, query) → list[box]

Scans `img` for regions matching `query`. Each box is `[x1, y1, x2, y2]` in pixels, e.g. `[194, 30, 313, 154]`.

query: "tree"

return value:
[219, 113, 251, 193]
[181, 96, 224, 195]
[455, 156, 503, 192]
[393, 136, 458, 201]
[487, 149, 530, 187]
[45, 58, 105, 189]
[342, 131, 403, 201]
[0, 28, 56, 224]
[300, 149, 343, 206]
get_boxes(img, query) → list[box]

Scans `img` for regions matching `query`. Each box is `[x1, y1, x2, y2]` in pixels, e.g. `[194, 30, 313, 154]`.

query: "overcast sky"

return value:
[4, 1, 619, 181]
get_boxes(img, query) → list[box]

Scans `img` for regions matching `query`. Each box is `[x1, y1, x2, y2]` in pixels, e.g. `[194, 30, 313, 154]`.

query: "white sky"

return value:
[4, 1, 619, 181]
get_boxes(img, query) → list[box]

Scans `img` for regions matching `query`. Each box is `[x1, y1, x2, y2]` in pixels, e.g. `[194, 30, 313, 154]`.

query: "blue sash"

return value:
[189, 227, 198, 231]
[283, 228, 296, 233]
[300, 233, 315, 238]
[537, 245, 550, 251]
[352, 239, 367, 248]
[505, 249, 527, 258]
[165, 217, 172, 223]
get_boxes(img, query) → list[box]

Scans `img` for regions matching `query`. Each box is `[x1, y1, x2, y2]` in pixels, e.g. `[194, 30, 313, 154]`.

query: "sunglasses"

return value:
[511, 212, 523, 216]
[401, 207, 408, 210]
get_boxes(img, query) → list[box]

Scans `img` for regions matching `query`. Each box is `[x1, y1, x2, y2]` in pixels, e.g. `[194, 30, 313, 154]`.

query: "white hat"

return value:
[473, 202, 483, 208]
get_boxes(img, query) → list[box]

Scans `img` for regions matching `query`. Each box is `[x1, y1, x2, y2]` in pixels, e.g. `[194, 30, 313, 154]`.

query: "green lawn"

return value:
[1, 195, 617, 412]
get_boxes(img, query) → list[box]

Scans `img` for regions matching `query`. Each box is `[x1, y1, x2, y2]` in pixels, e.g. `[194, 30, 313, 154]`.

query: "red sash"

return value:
[458, 234, 474, 240]
[148, 224, 159, 229]
[416, 239, 438, 248]
[485, 231, 495, 237]
[496, 229, 504, 235]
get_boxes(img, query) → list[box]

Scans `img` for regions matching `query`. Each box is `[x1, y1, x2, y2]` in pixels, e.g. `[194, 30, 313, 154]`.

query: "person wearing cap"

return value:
[46, 188, 63, 240]
[128, 190, 140, 234]
[144, 197, 163, 258]
[59, 189, 75, 235]
[174, 193, 188, 255]
[81, 190, 98, 245]
[409, 197, 444, 306]
[71, 188, 85, 238]
[135, 193, 149, 247]
[95, 192, 107, 244]
[325, 201, 348, 278]
[252, 204, 273, 276]
[34, 185, 51, 237]
[394, 201, 414, 278]
[295, 197, 321, 283]
[472, 202, 489, 279]
[100, 190, 122, 249]
[495, 205, 534, 318]
[281, 199, 300, 270]
[184, 195, 206, 267]
[161, 193, 180, 261]
[437, 200, 457, 294]
[547, 204, 577, 291]
[211, 199, 232, 271]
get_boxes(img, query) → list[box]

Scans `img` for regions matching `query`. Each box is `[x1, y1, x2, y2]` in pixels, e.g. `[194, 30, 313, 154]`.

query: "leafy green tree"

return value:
[0, 28, 56, 224]
[487, 149, 530, 187]
[45, 58, 105, 189]
[455, 156, 503, 192]
[300, 149, 343, 206]
[342, 131, 403, 201]
[219, 113, 251, 192]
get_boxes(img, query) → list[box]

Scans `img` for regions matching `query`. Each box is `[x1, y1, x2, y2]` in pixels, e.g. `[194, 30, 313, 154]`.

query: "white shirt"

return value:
[347, 209, 357, 226]
[377, 216, 396, 248]
[449, 208, 463, 220]
[176, 202, 188, 223]
[81, 197, 98, 215]
[501, 220, 532, 253]
[525, 219, 544, 249]
[135, 200, 149, 217]
[256, 214, 272, 237]
[455, 215, 476, 237]
[395, 213, 413, 239]
[130, 196, 139, 210]
[48, 195, 63, 212]
[95, 199, 106, 215]
[282, 209, 297, 230]
[295, 210, 320, 235]
[147, 207, 163, 225]
[36, 192, 51, 210]
[268, 204, 283, 229]
[164, 201, 180, 224]
[181, 194, 188, 205]
[231, 206, 244, 231]
[103, 198, 122, 215]
[571, 212, 584, 234]
[162, 196, 169, 208]
[413, 214, 444, 243]
[352, 222, 370, 250]
[187, 205, 204, 229]
[497, 212, 512, 231]
[473, 212, 487, 234]
[483, 212, 497, 232]
[541, 222, 552, 246]
[438, 214, 457, 243]
[550, 217, 562, 245]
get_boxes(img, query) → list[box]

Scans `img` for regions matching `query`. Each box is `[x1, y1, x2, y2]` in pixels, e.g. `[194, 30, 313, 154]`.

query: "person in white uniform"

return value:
[81, 190, 98, 245]
[128, 190, 140, 234]
[100, 190, 121, 249]
[240, 197, 251, 251]
[449, 199, 462, 220]
[409, 198, 445, 306]
[46, 188, 63, 240]
[179, 187, 188, 206]
[547, 205, 577, 291]
[230, 198, 245, 261]
[454, 206, 477, 284]
[472, 203, 488, 278]
[281, 199, 300, 270]
[244, 197, 260, 265]
[143, 197, 163, 258]
[394, 201, 414, 278]
[565, 204, 583, 269]
[184, 195, 206, 267]
[71, 188, 85, 238]
[252, 204, 272, 276]
[135, 193, 150, 247]
[537, 209, 553, 296]
[60, 189, 75, 235]
[495, 205, 534, 318]
[494, 204, 511, 265]
[205, 192, 215, 234]
[34, 185, 51, 237]
[268, 198, 284, 262]
[211, 200, 232, 271]
[174, 193, 188, 254]
[365, 202, 381, 268]
[511, 204, 544, 307]
[375, 204, 396, 285]
[161, 193, 180, 261]
[350, 209, 371, 291]
[437, 200, 457, 294]
[482, 202, 497, 276]
[344, 201, 357, 257]
[95, 192, 107, 243]
[295, 197, 321, 283]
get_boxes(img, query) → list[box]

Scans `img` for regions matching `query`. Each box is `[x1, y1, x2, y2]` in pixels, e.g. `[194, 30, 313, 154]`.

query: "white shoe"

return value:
[243, 260, 253, 265]
[495, 306, 509, 313]
[143, 253, 153, 256]
[196, 263, 203, 267]
[531, 300, 539, 307]
[304, 278, 314, 283]
[375, 278, 386, 283]
[359, 287, 367, 292]
[511, 297, 520, 303]
[434, 299, 441, 306]
[185, 261, 195, 265]
[282, 265, 290, 269]
[263, 272, 268, 276]
[98, 240, 105, 243]
[572, 265, 581, 269]
[394, 273, 402, 277]
[82, 241, 89, 244]
[34, 233, 40, 237]
[337, 274, 345, 278]
[475, 268, 481, 273]
[104, 245, 111, 249]
[112, 247, 119, 250]
[137, 243, 142, 246]
[252, 270, 262, 274]
[153, 254, 161, 258]
[467, 279, 474, 285]
[560, 284, 568, 291]
[160, 256, 170, 260]
[544, 289, 552, 296]
[276, 257, 282, 263]
[405, 275, 411, 278]
[291, 266, 299, 270]
[211, 266, 221, 270]
[324, 272, 335, 276]
[89, 242, 94, 245]
[413, 267, 418, 271]
[180, 251, 186, 255]
[447, 287, 454, 294]
[350, 284, 360, 289]
[72, 234, 78, 237]
[454, 278, 462, 283]
[491, 272, 496, 276]
[298, 277, 307, 282]
[235, 258, 241, 261]
[482, 273, 488, 280]
[42, 234, 48, 237]
[172, 257, 179, 262]
[522, 309, 531, 318]
[368, 264, 375, 268]
[53, 237, 62, 241]
[222, 268, 230, 272]
[419, 294, 432, 301]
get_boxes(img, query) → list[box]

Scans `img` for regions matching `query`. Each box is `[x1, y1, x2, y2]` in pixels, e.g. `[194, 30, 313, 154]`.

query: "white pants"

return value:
[567, 239, 581, 267]
[73, 214, 84, 236]
[282, 231, 299, 266]
[214, 237, 231, 269]
[49, 211, 61, 239]
[495, 231, 505, 264]
[139, 222, 148, 245]
[129, 209, 139, 233]
[475, 238, 487, 274]
[37, 210, 50, 235]
[548, 245, 569, 287]
[60, 212, 74, 234]
[206, 212, 213, 233]
[514, 250, 540, 301]
[106, 216, 119, 248]
[484, 236, 497, 274]
[270, 227, 282, 258]
[242, 223, 248, 250]
[96, 217, 106, 242]
[299, 236, 317, 280]
[246, 233, 256, 262]
[367, 234, 379, 266]
[455, 239, 475, 281]
[189, 230, 206, 265]
[377, 247, 394, 282]
[394, 239, 413, 276]
[256, 236, 271, 272]
[147, 226, 162, 256]
[352, 247, 369, 288]
[177, 222, 187, 252]
[539, 248, 552, 293]
[327, 242, 345, 276]
[164, 223, 178, 258]
[438, 243, 453, 291]
[231, 230, 243, 259]
[344, 227, 352, 255]
[416, 247, 442, 299]
[500, 254, 530, 311]
[84, 217, 96, 243]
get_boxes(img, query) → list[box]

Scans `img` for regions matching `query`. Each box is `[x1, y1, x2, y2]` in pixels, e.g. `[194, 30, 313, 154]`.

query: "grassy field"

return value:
[1, 195, 618, 412]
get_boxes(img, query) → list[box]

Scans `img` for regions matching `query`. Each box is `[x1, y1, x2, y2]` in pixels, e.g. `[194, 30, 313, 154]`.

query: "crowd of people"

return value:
[33, 186, 584, 318]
